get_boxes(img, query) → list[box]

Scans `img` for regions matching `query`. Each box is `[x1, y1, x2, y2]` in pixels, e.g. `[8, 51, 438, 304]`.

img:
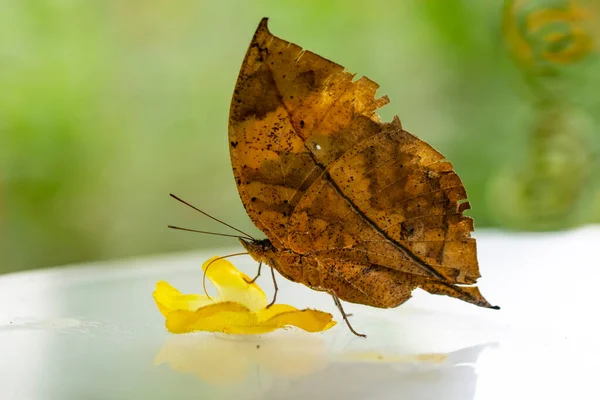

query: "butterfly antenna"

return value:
[168, 225, 249, 240]
[169, 193, 255, 240]
[202, 252, 249, 298]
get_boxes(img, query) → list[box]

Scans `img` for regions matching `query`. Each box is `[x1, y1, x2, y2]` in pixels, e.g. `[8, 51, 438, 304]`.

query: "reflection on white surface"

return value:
[154, 332, 494, 400]
[0, 227, 599, 399]
[262, 343, 493, 400]
[155, 333, 330, 384]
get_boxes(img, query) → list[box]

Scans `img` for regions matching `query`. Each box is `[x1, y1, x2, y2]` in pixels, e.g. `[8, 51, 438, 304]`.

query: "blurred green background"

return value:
[1, 0, 599, 274]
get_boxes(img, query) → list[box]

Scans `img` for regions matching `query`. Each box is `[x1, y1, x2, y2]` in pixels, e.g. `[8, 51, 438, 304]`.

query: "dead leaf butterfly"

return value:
[209, 18, 497, 337]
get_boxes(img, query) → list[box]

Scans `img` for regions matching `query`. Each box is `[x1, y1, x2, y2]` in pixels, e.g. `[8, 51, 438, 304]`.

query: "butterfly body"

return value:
[230, 18, 498, 317]
[241, 237, 417, 308]
[241, 238, 322, 291]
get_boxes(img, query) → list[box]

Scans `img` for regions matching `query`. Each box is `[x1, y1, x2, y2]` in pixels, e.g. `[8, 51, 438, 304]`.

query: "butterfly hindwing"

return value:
[288, 120, 481, 285]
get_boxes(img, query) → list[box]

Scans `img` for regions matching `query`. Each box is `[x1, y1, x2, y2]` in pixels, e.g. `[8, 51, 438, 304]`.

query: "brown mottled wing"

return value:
[229, 18, 493, 308]
[229, 18, 388, 248]
[287, 122, 495, 307]
[312, 258, 492, 309]
[288, 119, 480, 284]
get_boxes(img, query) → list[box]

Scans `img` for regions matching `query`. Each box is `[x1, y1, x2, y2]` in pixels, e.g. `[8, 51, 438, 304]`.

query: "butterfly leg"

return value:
[266, 263, 279, 308]
[245, 261, 263, 284]
[328, 290, 366, 338]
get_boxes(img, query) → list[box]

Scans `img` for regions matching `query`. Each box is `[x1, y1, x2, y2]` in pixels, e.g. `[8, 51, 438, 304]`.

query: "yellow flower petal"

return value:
[153, 281, 213, 317]
[154, 256, 337, 335]
[164, 301, 336, 334]
[255, 308, 337, 333]
[256, 304, 337, 332]
[256, 304, 298, 321]
[203, 257, 267, 311]
[166, 301, 257, 334]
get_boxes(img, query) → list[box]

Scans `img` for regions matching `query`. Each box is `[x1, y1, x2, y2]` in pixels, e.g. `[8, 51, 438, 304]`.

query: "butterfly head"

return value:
[239, 237, 275, 263]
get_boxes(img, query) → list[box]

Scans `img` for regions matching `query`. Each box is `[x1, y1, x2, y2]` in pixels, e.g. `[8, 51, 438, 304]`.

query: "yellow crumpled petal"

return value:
[202, 256, 267, 311]
[254, 307, 337, 333]
[153, 281, 213, 317]
[165, 302, 336, 334]
[153, 256, 336, 334]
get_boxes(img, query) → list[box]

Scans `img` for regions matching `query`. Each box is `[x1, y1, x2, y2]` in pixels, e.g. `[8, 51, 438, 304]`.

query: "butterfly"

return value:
[223, 18, 499, 337]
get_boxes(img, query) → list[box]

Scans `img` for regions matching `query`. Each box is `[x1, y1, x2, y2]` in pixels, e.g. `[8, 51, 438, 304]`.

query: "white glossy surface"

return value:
[1, 227, 599, 399]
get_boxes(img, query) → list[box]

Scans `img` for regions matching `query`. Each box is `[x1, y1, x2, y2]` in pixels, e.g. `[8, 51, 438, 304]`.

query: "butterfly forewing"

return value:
[229, 18, 389, 249]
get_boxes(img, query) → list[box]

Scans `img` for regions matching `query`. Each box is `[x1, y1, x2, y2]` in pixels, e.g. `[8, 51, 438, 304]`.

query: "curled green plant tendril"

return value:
[492, 0, 599, 230]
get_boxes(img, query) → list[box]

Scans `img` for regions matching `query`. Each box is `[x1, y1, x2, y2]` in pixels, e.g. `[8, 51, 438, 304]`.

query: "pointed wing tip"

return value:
[258, 17, 270, 32]
[478, 294, 500, 310]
